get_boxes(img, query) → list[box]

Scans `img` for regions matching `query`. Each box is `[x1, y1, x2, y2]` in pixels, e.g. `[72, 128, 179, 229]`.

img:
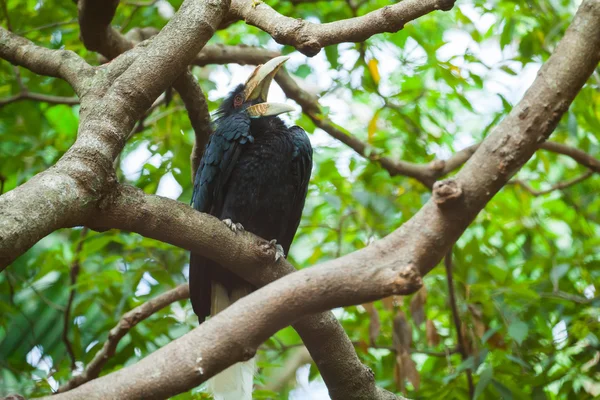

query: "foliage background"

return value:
[1, 0, 599, 399]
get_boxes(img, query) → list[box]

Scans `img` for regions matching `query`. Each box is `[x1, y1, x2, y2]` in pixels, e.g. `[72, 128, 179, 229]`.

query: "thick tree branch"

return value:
[229, 0, 456, 56]
[77, 0, 215, 173]
[0, 28, 93, 95]
[43, 2, 600, 398]
[88, 184, 402, 400]
[77, 0, 134, 59]
[73, 5, 400, 399]
[57, 284, 190, 393]
[0, 0, 229, 266]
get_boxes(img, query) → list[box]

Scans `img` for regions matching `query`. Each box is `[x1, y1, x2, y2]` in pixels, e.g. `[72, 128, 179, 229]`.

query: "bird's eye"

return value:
[234, 94, 243, 108]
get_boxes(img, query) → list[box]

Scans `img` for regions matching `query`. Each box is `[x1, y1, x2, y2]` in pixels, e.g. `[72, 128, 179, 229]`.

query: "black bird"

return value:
[189, 56, 312, 400]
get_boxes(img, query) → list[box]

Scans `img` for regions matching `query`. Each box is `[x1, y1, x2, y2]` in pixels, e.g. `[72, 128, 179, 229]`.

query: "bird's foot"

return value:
[251, 0, 262, 7]
[222, 218, 244, 233]
[261, 239, 285, 262]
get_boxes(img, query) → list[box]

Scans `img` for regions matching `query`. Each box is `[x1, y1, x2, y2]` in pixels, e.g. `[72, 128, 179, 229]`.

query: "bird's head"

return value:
[218, 56, 295, 118]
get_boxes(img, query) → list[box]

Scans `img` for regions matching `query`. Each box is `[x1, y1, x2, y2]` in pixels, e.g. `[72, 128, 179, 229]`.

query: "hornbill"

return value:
[189, 56, 313, 400]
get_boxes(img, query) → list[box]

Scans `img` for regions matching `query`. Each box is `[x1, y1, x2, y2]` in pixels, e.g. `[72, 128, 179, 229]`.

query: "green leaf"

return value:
[508, 320, 529, 345]
[474, 365, 493, 399]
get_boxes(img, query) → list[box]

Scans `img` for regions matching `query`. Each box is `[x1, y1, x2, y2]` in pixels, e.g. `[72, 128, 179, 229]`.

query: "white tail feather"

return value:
[208, 283, 254, 400]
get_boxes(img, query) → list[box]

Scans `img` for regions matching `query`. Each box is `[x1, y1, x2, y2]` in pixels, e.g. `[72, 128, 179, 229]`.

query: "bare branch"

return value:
[76, 0, 217, 168]
[171, 71, 212, 181]
[540, 290, 598, 304]
[194, 44, 280, 67]
[444, 251, 474, 398]
[540, 141, 600, 173]
[91, 184, 403, 400]
[63, 228, 89, 371]
[44, 2, 600, 398]
[191, 46, 600, 188]
[73, 6, 395, 399]
[57, 284, 190, 393]
[510, 170, 594, 196]
[229, 0, 456, 56]
[77, 0, 134, 59]
[0, 28, 93, 95]
[17, 18, 78, 36]
[0, 92, 79, 107]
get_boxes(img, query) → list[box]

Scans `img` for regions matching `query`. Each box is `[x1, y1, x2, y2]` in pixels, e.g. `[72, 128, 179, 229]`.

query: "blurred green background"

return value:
[0, 0, 599, 398]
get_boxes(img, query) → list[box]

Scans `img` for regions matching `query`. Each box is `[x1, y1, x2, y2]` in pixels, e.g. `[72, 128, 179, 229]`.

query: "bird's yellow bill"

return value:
[243, 55, 289, 102]
[246, 102, 295, 118]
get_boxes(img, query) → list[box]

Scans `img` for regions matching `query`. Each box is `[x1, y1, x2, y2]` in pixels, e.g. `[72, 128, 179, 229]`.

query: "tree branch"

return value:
[77, 0, 214, 175]
[171, 71, 212, 181]
[191, 46, 600, 188]
[43, 2, 600, 398]
[62, 228, 89, 371]
[77, 0, 134, 59]
[89, 183, 403, 400]
[73, 5, 399, 399]
[0, 91, 79, 107]
[57, 283, 190, 393]
[540, 141, 600, 173]
[229, 0, 456, 56]
[444, 251, 474, 398]
[0, 28, 93, 95]
[510, 169, 594, 196]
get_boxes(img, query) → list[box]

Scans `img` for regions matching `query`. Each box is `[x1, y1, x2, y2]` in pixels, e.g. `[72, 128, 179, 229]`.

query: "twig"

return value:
[444, 250, 474, 399]
[56, 283, 189, 393]
[1, 0, 13, 31]
[17, 18, 78, 35]
[119, 1, 158, 32]
[510, 170, 594, 196]
[0, 92, 79, 108]
[62, 228, 89, 371]
[540, 291, 598, 304]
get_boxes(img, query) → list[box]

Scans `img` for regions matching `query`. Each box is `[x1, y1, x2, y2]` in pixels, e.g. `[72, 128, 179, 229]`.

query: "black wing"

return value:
[280, 125, 313, 253]
[189, 112, 252, 320]
[191, 113, 252, 214]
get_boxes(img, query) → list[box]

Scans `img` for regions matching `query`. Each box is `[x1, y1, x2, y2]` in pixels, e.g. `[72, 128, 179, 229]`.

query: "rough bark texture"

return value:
[1, 0, 599, 399]
[41, 1, 600, 398]
[229, 0, 456, 56]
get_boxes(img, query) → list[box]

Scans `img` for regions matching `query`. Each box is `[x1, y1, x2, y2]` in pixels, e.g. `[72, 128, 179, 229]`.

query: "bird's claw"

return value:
[269, 239, 285, 261]
[251, 0, 262, 7]
[222, 218, 244, 233]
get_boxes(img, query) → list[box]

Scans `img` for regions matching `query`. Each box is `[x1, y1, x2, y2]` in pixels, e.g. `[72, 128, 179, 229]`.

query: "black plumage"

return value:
[189, 83, 312, 322]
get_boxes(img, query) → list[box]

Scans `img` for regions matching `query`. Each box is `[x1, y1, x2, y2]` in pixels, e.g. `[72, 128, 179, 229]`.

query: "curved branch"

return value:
[0, 28, 93, 95]
[510, 169, 594, 196]
[44, 2, 600, 398]
[229, 0, 456, 56]
[171, 71, 212, 181]
[0, 92, 79, 107]
[540, 141, 600, 173]
[191, 46, 600, 188]
[77, 0, 134, 59]
[76, 0, 216, 167]
[57, 284, 190, 393]
[90, 184, 402, 400]
[73, 6, 398, 399]
[63, 228, 89, 371]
